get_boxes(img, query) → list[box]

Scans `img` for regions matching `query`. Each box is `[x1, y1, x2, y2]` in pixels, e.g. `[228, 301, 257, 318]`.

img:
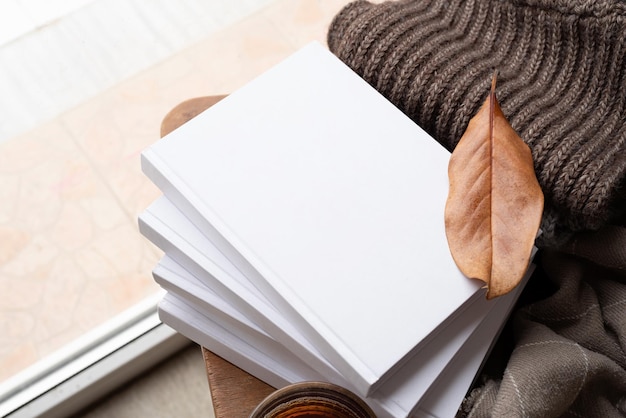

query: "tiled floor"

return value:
[0, 0, 278, 142]
[0, 0, 355, 396]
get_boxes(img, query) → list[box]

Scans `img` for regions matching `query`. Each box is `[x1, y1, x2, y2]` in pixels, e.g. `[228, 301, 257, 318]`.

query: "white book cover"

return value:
[139, 196, 484, 393]
[158, 264, 532, 418]
[158, 293, 322, 390]
[141, 41, 482, 395]
[413, 272, 535, 417]
[138, 197, 348, 386]
[152, 253, 497, 405]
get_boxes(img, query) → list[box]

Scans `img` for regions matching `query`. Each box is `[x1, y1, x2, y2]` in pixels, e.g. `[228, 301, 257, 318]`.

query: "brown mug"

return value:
[249, 381, 376, 418]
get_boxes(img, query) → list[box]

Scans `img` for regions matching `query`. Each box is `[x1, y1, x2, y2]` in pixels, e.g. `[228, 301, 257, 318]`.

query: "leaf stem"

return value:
[488, 69, 497, 279]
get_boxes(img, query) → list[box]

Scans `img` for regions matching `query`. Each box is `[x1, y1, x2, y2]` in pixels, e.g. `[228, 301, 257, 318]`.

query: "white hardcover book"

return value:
[158, 293, 323, 390]
[152, 253, 497, 406]
[413, 267, 535, 418]
[139, 198, 348, 386]
[158, 265, 532, 418]
[141, 42, 482, 395]
[140, 196, 484, 392]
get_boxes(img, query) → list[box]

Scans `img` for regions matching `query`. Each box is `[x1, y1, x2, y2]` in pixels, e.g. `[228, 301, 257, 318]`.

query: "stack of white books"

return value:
[138, 42, 533, 418]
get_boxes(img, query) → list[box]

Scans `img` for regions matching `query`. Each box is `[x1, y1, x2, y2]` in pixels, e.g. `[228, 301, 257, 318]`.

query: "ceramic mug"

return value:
[249, 381, 376, 418]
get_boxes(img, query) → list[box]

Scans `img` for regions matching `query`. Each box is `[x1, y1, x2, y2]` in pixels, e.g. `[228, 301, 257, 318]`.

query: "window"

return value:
[0, 1, 275, 415]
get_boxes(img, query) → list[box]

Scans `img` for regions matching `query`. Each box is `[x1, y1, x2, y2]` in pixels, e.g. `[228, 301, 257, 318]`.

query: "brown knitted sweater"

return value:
[327, 0, 626, 247]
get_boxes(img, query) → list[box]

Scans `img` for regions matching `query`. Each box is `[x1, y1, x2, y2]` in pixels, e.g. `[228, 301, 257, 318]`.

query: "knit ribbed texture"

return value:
[327, 0, 626, 247]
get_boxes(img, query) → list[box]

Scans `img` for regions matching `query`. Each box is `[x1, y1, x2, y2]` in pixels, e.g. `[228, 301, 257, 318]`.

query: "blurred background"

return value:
[0, 0, 353, 415]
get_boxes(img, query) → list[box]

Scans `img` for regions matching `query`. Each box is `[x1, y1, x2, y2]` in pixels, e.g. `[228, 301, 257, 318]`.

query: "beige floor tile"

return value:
[261, 0, 354, 48]
[0, 343, 39, 385]
[0, 119, 161, 381]
[182, 13, 298, 94]
[60, 54, 220, 219]
[60, 98, 162, 218]
[60, 5, 304, 222]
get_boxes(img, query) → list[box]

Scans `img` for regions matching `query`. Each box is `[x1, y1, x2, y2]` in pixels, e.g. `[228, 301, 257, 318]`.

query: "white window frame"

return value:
[0, 292, 190, 418]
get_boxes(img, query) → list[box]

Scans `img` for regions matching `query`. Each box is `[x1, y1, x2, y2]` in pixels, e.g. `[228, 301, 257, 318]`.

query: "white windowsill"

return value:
[0, 292, 190, 418]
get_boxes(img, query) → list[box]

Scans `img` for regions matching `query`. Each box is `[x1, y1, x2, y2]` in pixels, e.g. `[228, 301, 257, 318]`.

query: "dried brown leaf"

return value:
[444, 72, 544, 299]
